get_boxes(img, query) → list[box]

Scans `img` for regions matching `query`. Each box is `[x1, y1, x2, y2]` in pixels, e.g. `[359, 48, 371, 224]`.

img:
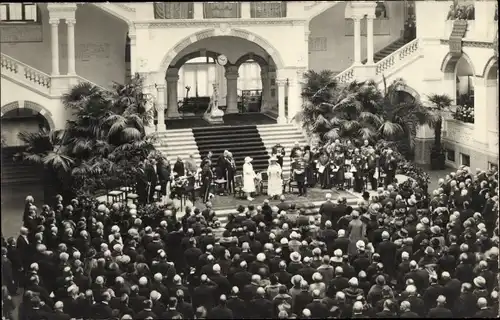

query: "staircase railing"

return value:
[1, 53, 51, 92]
[334, 66, 355, 84]
[375, 38, 420, 76]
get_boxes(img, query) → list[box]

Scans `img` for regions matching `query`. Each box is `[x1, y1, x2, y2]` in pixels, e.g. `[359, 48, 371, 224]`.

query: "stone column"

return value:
[260, 66, 270, 113]
[166, 69, 180, 119]
[277, 79, 287, 124]
[49, 19, 60, 75]
[129, 32, 137, 75]
[473, 77, 489, 147]
[225, 65, 239, 114]
[65, 18, 76, 75]
[193, 2, 203, 19]
[156, 84, 166, 132]
[366, 14, 375, 64]
[353, 15, 362, 65]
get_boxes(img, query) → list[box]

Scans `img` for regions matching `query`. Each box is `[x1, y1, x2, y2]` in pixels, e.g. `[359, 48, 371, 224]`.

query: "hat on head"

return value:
[356, 240, 365, 250]
[474, 276, 486, 288]
[244, 157, 253, 163]
[290, 252, 301, 262]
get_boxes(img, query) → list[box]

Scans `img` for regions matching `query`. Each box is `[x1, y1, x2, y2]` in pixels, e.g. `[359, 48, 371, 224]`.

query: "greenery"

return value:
[16, 73, 157, 201]
[427, 93, 453, 151]
[296, 70, 435, 159]
[453, 104, 474, 123]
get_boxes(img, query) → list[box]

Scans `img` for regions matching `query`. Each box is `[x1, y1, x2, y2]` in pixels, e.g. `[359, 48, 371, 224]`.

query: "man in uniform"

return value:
[292, 150, 307, 197]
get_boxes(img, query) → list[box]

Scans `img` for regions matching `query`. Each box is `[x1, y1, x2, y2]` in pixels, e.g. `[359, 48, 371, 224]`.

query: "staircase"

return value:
[257, 123, 308, 175]
[192, 125, 269, 173]
[154, 130, 201, 166]
[1, 146, 43, 186]
[362, 38, 408, 64]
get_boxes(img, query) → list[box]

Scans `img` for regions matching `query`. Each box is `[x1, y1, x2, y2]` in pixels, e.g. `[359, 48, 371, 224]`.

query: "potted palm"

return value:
[427, 93, 453, 170]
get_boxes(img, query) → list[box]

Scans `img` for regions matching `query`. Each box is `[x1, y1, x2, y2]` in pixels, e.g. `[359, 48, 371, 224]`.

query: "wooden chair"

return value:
[120, 186, 132, 202]
[259, 171, 269, 194]
[233, 174, 245, 198]
[286, 172, 299, 194]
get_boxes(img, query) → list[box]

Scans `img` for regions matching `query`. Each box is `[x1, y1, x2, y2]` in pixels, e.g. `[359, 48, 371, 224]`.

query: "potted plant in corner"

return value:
[427, 93, 453, 170]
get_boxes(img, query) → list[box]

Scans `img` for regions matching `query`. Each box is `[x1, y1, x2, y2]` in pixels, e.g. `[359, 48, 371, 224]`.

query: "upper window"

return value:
[0, 3, 39, 23]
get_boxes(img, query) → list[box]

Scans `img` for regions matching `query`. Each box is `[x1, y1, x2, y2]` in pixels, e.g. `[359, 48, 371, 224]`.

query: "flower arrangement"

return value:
[453, 104, 474, 123]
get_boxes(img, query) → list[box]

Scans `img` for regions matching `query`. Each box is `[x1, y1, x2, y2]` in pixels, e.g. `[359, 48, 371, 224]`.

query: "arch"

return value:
[440, 51, 476, 76]
[159, 28, 285, 74]
[394, 83, 421, 101]
[171, 50, 223, 70]
[91, 3, 134, 30]
[1, 100, 55, 130]
[481, 56, 498, 79]
[234, 52, 272, 68]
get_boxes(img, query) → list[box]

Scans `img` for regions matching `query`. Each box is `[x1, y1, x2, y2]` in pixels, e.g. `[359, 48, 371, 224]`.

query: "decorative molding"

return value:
[0, 25, 43, 43]
[159, 28, 285, 71]
[0, 100, 55, 129]
[134, 18, 306, 29]
[114, 3, 136, 12]
[440, 39, 495, 49]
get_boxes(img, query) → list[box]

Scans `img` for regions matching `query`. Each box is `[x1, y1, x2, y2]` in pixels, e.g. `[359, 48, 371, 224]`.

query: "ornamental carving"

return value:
[309, 37, 327, 52]
[250, 2, 287, 18]
[135, 19, 305, 29]
[444, 120, 474, 146]
[196, 30, 216, 41]
[154, 2, 193, 19]
[0, 25, 42, 43]
[203, 2, 241, 19]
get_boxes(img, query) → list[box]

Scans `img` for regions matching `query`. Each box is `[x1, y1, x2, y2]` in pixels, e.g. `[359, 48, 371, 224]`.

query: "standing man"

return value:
[292, 150, 307, 196]
[157, 157, 171, 201]
[384, 149, 397, 187]
[225, 151, 236, 195]
[173, 156, 185, 178]
[200, 163, 213, 203]
[135, 160, 148, 205]
[147, 158, 159, 203]
[201, 151, 213, 170]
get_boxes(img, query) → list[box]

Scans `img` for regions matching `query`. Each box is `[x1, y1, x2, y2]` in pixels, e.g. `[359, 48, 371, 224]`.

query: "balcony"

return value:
[203, 2, 241, 19]
[443, 118, 475, 147]
[152, 2, 288, 20]
[250, 2, 286, 18]
[154, 3, 193, 19]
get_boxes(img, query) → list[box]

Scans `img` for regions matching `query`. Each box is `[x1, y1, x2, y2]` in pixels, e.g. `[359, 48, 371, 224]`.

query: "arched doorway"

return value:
[159, 32, 283, 127]
[1, 101, 53, 205]
[441, 52, 476, 107]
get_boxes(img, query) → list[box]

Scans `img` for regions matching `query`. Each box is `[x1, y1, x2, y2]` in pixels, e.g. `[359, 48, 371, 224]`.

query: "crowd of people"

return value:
[2, 141, 499, 319]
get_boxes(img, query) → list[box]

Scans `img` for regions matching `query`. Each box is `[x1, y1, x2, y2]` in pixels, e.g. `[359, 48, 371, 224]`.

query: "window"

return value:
[460, 153, 470, 167]
[447, 149, 456, 162]
[0, 3, 39, 23]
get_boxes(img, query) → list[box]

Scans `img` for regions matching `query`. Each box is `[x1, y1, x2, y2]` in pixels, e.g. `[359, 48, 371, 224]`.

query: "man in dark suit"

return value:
[146, 158, 159, 203]
[173, 156, 185, 178]
[292, 150, 307, 196]
[428, 295, 453, 318]
[207, 295, 234, 319]
[135, 161, 148, 205]
[157, 157, 171, 199]
[331, 197, 348, 230]
[319, 193, 336, 227]
[201, 151, 213, 170]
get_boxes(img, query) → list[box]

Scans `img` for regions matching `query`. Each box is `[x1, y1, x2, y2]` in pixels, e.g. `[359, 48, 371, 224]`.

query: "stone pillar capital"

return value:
[49, 18, 60, 25]
[65, 18, 76, 25]
[366, 14, 376, 20]
[225, 70, 239, 80]
[351, 14, 364, 21]
[225, 65, 239, 74]
[166, 68, 179, 82]
[276, 79, 288, 87]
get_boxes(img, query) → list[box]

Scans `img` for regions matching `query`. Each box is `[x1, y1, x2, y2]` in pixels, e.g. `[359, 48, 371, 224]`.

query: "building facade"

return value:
[0, 1, 498, 169]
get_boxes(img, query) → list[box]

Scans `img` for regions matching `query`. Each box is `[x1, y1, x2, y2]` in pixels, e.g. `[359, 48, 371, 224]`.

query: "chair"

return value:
[282, 172, 291, 194]
[107, 190, 123, 204]
[120, 186, 132, 202]
[286, 172, 299, 194]
[260, 171, 269, 194]
[233, 174, 245, 198]
[154, 185, 162, 201]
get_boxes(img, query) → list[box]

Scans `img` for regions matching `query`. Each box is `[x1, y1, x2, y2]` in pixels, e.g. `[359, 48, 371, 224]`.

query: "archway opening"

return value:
[162, 35, 279, 127]
[455, 56, 475, 113]
[237, 59, 262, 113]
[1, 108, 50, 147]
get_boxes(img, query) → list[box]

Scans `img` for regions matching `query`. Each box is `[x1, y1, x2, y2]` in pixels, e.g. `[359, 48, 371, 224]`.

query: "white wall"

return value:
[0, 4, 128, 88]
[308, 2, 405, 73]
[1, 118, 40, 146]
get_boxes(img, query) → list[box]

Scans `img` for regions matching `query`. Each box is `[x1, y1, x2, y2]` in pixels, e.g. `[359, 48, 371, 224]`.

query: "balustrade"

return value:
[203, 2, 241, 19]
[250, 2, 286, 18]
[154, 2, 193, 19]
[375, 39, 420, 75]
[1, 53, 51, 89]
[334, 67, 354, 84]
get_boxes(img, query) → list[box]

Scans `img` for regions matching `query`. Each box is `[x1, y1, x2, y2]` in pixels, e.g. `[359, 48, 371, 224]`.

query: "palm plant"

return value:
[427, 93, 453, 169]
[377, 77, 435, 158]
[17, 73, 157, 199]
[16, 129, 75, 201]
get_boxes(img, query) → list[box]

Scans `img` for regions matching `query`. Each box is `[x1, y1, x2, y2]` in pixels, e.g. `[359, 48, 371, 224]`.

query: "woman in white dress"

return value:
[267, 156, 283, 199]
[243, 156, 256, 201]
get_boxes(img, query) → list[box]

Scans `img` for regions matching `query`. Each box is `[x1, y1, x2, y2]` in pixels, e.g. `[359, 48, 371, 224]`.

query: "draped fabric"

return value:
[154, 2, 193, 19]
